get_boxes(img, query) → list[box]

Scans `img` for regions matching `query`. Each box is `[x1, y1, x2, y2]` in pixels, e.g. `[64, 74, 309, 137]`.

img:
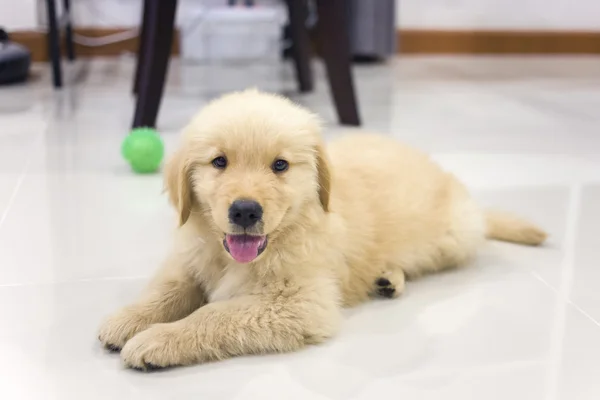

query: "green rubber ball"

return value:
[122, 128, 164, 173]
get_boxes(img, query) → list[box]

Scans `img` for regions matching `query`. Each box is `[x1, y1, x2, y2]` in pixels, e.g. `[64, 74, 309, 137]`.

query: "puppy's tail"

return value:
[485, 211, 547, 246]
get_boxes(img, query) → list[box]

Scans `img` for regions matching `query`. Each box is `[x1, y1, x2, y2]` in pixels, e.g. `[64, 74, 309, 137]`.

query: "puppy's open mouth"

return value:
[223, 234, 268, 263]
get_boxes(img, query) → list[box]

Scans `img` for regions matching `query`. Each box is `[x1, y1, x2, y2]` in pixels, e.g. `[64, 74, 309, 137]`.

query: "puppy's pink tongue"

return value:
[225, 235, 265, 263]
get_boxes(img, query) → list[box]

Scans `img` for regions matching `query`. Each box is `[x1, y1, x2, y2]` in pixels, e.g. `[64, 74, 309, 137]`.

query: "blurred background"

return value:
[2, 0, 600, 135]
[1, 1, 600, 399]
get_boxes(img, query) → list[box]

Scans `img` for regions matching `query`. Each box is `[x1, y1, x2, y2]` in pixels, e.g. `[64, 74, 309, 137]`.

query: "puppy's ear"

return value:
[164, 149, 194, 226]
[315, 142, 331, 212]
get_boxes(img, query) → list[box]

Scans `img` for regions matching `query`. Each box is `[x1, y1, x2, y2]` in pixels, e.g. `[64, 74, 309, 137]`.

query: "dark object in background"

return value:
[347, 0, 396, 61]
[0, 28, 32, 84]
[282, 0, 315, 59]
[228, 0, 255, 5]
[283, 0, 395, 62]
[44, 0, 76, 88]
[282, 22, 293, 59]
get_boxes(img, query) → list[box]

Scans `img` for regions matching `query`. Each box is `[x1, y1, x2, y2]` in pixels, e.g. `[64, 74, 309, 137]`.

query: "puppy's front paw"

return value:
[121, 323, 197, 371]
[98, 308, 151, 351]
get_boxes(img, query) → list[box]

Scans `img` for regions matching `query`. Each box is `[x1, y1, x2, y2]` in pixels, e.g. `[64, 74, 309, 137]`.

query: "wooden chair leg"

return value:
[315, 0, 360, 126]
[132, 0, 178, 129]
[133, 0, 152, 95]
[46, 0, 63, 88]
[286, 0, 313, 92]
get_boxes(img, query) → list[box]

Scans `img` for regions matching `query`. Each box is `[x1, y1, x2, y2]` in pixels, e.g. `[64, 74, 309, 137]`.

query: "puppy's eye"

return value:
[272, 159, 289, 173]
[212, 156, 227, 169]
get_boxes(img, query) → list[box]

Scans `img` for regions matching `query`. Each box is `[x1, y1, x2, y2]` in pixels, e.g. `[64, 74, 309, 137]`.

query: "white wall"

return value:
[1, 0, 282, 30]
[2, 0, 600, 31]
[0, 0, 37, 30]
[396, 0, 600, 30]
[68, 0, 283, 27]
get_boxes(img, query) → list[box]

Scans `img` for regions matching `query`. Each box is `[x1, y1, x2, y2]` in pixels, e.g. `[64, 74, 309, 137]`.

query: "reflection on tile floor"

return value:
[1, 56, 600, 399]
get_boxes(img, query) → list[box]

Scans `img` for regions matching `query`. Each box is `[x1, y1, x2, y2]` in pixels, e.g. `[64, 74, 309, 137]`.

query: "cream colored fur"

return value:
[98, 90, 547, 370]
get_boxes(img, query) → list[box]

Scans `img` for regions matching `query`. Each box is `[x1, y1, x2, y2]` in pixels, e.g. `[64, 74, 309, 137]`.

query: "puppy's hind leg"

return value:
[372, 268, 405, 299]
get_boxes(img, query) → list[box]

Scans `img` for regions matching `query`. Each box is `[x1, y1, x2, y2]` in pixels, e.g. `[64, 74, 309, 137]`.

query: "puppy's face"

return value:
[166, 91, 330, 264]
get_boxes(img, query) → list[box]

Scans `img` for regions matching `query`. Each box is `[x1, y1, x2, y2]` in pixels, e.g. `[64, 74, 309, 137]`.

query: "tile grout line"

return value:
[566, 300, 600, 329]
[544, 184, 582, 400]
[531, 271, 600, 329]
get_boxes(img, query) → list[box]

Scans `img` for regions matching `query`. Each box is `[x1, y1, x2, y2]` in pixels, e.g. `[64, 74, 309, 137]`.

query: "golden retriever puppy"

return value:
[98, 89, 546, 370]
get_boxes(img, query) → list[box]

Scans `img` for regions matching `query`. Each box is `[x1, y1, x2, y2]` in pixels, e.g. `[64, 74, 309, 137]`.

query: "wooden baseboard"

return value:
[10, 27, 180, 62]
[12, 28, 600, 60]
[398, 30, 600, 54]
[9, 31, 47, 62]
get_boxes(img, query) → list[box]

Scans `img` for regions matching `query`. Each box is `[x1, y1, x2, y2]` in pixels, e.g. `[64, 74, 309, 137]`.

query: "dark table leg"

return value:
[286, 0, 313, 92]
[315, 0, 360, 126]
[46, 0, 63, 88]
[62, 0, 75, 61]
[132, 0, 178, 128]
[133, 0, 152, 95]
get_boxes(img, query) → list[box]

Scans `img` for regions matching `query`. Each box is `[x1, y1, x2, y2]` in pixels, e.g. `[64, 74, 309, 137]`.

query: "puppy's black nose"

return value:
[229, 200, 263, 228]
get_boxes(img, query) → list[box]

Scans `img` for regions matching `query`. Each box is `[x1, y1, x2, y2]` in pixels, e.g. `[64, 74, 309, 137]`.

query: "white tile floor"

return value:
[1, 56, 600, 399]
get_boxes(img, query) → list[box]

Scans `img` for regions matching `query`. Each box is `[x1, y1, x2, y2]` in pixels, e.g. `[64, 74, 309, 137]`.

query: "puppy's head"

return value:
[165, 90, 330, 264]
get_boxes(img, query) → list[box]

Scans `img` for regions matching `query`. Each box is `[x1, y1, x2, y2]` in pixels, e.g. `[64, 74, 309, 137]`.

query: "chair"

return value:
[132, 0, 361, 128]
